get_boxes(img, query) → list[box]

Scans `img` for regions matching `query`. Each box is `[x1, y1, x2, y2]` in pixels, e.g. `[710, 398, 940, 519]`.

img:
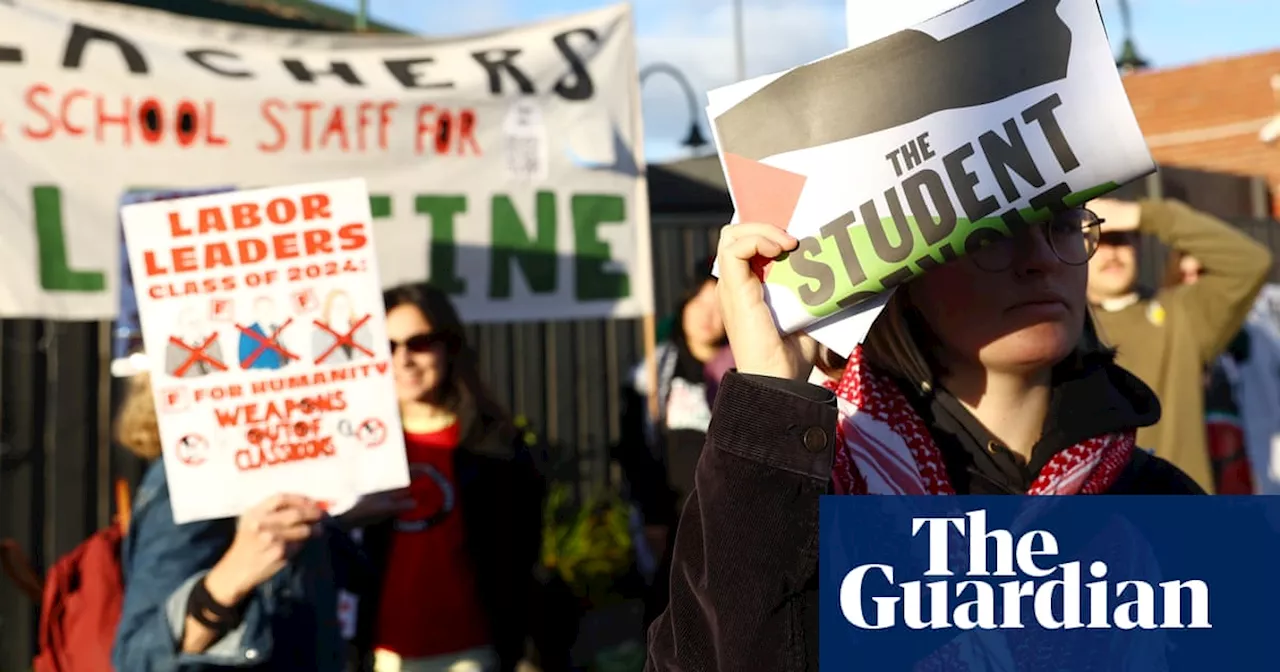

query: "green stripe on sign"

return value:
[767, 182, 1120, 319]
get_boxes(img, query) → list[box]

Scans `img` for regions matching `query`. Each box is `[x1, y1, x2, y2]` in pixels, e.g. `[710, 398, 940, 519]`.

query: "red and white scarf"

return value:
[825, 347, 1135, 496]
[822, 349, 1163, 671]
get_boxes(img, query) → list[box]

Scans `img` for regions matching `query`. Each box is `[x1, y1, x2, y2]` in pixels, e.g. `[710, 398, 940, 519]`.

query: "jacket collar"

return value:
[895, 356, 1160, 494]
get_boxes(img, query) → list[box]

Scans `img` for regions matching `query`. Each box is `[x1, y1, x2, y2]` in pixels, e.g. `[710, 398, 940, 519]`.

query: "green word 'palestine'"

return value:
[32, 188, 631, 302]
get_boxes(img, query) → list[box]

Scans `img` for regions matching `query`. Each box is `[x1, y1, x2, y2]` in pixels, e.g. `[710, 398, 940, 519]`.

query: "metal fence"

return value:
[1, 165, 1277, 669]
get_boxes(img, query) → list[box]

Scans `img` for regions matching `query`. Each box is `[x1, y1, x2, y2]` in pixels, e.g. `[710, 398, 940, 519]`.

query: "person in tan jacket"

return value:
[1087, 198, 1273, 493]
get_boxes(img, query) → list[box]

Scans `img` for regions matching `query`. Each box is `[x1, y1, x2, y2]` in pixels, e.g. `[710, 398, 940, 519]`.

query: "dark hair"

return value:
[815, 345, 849, 380]
[670, 264, 726, 351]
[383, 282, 513, 443]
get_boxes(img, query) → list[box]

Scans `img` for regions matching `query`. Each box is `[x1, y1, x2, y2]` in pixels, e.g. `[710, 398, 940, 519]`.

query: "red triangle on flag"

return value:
[722, 152, 807, 281]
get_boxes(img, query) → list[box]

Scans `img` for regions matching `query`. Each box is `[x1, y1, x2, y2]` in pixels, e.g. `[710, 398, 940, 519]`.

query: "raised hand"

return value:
[715, 222, 819, 381]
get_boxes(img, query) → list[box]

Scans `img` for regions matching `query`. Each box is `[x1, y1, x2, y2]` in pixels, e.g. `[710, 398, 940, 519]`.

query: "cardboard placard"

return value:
[710, 0, 1156, 354]
[122, 178, 409, 523]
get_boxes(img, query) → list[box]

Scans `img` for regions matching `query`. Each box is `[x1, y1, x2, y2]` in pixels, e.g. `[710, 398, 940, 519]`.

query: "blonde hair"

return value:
[862, 290, 1115, 390]
[322, 289, 354, 327]
[115, 372, 162, 461]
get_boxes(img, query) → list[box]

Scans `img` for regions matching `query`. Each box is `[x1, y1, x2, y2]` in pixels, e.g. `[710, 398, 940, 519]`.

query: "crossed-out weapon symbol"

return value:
[175, 434, 209, 466]
[339, 417, 387, 448]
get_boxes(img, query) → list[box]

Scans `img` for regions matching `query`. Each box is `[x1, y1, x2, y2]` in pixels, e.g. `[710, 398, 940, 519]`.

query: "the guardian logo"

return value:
[840, 510, 1211, 631]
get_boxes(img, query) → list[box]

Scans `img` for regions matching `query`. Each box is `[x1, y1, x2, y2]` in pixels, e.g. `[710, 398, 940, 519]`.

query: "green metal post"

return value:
[355, 0, 368, 32]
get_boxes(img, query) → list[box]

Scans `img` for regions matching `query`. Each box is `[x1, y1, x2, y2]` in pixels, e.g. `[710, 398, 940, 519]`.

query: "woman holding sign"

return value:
[645, 209, 1204, 670]
[112, 372, 369, 672]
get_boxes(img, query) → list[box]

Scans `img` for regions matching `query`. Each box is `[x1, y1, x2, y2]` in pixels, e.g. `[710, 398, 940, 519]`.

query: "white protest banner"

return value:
[122, 178, 409, 524]
[709, 0, 1156, 355]
[0, 0, 652, 323]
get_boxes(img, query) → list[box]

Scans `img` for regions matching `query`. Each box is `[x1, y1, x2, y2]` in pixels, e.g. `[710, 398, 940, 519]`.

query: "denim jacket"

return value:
[112, 461, 364, 672]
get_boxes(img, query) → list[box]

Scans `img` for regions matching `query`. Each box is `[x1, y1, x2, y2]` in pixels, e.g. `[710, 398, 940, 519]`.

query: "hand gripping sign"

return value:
[707, 0, 1157, 355]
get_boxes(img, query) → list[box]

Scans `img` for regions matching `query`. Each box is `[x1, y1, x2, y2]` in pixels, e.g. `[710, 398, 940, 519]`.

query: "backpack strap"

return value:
[0, 538, 42, 603]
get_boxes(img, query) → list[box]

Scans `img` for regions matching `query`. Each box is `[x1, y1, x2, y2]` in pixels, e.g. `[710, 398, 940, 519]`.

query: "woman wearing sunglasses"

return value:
[645, 207, 1204, 671]
[343, 282, 546, 672]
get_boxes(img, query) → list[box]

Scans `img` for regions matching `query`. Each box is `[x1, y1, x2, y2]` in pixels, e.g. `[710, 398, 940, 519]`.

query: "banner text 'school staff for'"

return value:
[0, 0, 653, 323]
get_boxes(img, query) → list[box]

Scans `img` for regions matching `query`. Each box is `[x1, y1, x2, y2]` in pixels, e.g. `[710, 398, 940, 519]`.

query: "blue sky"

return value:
[317, 0, 1280, 161]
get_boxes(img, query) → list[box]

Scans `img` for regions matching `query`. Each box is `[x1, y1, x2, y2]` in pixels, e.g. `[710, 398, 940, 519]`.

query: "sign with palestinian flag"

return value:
[709, 0, 1156, 352]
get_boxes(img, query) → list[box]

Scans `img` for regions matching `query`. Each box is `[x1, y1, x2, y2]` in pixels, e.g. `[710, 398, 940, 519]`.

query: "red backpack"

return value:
[15, 479, 133, 672]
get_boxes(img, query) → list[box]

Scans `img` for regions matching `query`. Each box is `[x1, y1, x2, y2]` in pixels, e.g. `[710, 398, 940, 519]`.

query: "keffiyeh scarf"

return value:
[825, 347, 1136, 496]
[820, 348, 1167, 672]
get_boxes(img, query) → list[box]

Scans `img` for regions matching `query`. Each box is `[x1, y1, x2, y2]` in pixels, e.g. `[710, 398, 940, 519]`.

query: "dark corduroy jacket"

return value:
[645, 364, 1203, 672]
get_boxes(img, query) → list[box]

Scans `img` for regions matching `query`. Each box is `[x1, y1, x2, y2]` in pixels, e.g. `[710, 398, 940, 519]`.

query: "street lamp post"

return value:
[1115, 0, 1148, 73]
[355, 0, 369, 32]
[639, 63, 710, 156]
[732, 0, 746, 83]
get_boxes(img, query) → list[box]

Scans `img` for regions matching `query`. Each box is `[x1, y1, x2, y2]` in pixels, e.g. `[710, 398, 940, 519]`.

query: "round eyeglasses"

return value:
[967, 207, 1104, 273]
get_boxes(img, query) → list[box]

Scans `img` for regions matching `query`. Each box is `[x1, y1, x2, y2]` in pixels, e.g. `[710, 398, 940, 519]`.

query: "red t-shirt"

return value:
[374, 423, 491, 657]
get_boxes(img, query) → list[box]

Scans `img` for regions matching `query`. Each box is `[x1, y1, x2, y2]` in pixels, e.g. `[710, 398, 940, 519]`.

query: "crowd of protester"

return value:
[5, 196, 1278, 671]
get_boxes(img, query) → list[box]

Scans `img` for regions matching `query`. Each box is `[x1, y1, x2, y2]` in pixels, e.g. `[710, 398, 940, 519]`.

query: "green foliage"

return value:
[513, 414, 540, 449]
[541, 481, 635, 608]
[593, 640, 646, 672]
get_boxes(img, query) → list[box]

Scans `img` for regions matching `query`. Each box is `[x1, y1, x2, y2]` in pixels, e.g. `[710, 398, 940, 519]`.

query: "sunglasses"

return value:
[389, 332, 454, 355]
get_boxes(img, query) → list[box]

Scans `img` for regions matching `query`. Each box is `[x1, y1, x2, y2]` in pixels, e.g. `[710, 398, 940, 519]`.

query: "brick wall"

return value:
[1122, 49, 1280, 216]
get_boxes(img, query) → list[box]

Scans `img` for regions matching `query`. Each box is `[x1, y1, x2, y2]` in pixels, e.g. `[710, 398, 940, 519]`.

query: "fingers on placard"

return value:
[718, 223, 738, 247]
[281, 524, 315, 543]
[259, 492, 314, 516]
[731, 222, 795, 243]
[733, 235, 791, 261]
[725, 223, 796, 283]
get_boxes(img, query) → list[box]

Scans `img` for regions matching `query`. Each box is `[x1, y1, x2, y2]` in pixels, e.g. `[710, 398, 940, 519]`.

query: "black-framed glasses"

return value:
[968, 207, 1105, 273]
[389, 331, 454, 355]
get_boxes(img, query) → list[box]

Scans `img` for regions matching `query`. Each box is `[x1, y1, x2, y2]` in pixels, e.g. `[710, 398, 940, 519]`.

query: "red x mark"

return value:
[235, 319, 299, 368]
[313, 314, 374, 364]
[168, 333, 227, 377]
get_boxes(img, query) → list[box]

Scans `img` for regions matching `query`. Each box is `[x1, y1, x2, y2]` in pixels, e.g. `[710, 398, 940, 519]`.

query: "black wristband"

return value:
[187, 576, 245, 632]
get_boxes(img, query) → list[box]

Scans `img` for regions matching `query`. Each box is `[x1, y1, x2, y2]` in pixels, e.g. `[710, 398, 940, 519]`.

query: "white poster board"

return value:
[0, 0, 652, 324]
[122, 178, 409, 523]
[711, 0, 1156, 354]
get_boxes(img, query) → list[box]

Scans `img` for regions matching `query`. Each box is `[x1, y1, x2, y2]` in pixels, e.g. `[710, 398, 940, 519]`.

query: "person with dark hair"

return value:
[345, 282, 546, 672]
[615, 257, 728, 627]
[647, 208, 1205, 671]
